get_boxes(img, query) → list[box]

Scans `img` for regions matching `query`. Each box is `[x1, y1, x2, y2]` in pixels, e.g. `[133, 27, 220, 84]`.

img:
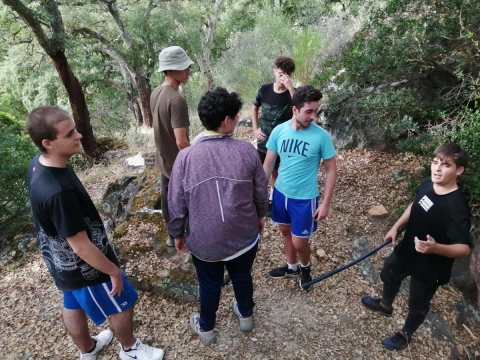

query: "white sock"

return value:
[287, 262, 298, 271]
[300, 263, 310, 268]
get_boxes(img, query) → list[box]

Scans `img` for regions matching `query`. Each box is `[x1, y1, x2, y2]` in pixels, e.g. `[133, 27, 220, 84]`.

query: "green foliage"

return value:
[447, 109, 480, 202]
[292, 28, 322, 84]
[0, 112, 36, 231]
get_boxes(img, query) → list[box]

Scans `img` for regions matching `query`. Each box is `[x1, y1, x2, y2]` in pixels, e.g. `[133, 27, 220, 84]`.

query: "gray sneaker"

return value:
[166, 236, 175, 247]
[189, 313, 217, 345]
[233, 302, 254, 331]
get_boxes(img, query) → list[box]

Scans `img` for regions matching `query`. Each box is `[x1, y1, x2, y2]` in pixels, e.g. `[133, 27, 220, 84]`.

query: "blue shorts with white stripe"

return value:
[63, 272, 138, 325]
[271, 187, 318, 238]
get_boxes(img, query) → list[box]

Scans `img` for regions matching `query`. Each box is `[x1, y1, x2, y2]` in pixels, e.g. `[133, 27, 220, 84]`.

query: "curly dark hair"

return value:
[197, 87, 243, 131]
[292, 85, 322, 110]
[274, 56, 295, 75]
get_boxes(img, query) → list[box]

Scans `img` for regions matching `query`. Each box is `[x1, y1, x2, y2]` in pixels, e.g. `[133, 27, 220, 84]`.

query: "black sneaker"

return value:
[299, 265, 313, 291]
[361, 296, 393, 317]
[381, 332, 411, 351]
[269, 264, 300, 279]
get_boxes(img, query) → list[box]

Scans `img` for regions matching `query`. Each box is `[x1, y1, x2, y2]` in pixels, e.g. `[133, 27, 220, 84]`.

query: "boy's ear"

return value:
[456, 166, 465, 176]
[42, 139, 54, 151]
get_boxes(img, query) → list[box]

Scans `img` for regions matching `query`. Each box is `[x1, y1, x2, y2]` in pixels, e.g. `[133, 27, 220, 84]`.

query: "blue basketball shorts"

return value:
[271, 187, 319, 238]
[63, 272, 138, 326]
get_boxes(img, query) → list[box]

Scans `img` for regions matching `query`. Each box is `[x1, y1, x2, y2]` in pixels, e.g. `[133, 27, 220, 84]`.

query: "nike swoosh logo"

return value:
[123, 353, 137, 359]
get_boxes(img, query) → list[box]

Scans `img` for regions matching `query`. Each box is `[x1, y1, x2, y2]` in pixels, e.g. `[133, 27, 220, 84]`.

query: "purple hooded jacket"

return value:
[167, 134, 269, 261]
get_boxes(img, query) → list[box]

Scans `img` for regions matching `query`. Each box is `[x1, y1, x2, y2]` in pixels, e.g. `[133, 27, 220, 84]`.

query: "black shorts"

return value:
[258, 150, 280, 171]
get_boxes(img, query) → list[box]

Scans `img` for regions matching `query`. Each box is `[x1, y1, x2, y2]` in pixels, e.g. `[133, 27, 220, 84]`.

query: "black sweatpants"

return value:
[380, 252, 439, 337]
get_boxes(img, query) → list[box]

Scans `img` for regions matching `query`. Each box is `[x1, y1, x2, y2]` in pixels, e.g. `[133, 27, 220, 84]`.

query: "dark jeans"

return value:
[192, 243, 258, 332]
[160, 174, 173, 238]
[380, 252, 439, 337]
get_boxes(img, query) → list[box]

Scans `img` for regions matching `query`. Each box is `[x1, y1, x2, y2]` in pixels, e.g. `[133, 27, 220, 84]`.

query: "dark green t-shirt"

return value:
[253, 83, 293, 153]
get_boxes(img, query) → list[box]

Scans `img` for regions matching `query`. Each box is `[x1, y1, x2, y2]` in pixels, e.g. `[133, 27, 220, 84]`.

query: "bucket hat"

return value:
[157, 46, 194, 72]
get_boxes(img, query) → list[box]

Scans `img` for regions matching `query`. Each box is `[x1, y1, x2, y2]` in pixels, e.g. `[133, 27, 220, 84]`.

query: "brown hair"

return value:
[433, 143, 469, 170]
[274, 56, 295, 75]
[26, 106, 72, 153]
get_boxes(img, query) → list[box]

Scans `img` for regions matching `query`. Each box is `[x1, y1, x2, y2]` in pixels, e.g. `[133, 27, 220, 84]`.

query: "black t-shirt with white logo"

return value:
[394, 178, 471, 284]
[28, 154, 119, 291]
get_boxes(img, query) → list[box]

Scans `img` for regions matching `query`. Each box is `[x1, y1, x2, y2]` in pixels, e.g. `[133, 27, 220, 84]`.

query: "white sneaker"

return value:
[119, 339, 164, 360]
[79, 329, 114, 359]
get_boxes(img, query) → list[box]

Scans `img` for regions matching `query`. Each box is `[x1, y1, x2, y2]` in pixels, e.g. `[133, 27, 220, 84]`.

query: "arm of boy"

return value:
[384, 203, 412, 245]
[414, 235, 470, 258]
[67, 231, 123, 296]
[314, 157, 337, 221]
[173, 127, 191, 150]
[251, 105, 266, 141]
[263, 150, 278, 182]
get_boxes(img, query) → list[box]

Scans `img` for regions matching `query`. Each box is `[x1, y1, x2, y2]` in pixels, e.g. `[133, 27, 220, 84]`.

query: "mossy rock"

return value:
[97, 136, 128, 154]
[126, 266, 198, 303]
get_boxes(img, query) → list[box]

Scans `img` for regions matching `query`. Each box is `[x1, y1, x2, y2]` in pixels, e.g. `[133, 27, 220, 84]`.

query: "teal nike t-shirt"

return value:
[266, 121, 336, 199]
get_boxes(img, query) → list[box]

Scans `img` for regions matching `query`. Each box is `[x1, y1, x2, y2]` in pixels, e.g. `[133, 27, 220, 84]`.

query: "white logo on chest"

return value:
[419, 195, 434, 212]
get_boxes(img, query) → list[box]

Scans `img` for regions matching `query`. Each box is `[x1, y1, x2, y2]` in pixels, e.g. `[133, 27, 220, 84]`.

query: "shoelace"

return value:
[136, 342, 153, 357]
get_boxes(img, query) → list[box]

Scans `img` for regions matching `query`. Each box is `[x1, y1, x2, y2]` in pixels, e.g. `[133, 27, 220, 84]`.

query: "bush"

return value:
[0, 112, 37, 234]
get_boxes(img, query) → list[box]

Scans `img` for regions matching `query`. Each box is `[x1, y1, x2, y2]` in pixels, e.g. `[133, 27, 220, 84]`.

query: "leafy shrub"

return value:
[0, 112, 37, 233]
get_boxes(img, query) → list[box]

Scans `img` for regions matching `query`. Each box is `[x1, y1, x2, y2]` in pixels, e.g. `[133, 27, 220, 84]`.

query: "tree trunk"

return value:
[130, 97, 143, 125]
[136, 75, 153, 127]
[51, 50, 100, 161]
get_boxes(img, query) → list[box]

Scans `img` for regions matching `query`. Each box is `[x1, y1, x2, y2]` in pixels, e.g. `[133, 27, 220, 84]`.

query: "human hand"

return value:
[175, 236, 189, 254]
[384, 228, 399, 245]
[280, 73, 293, 91]
[313, 203, 328, 221]
[254, 128, 266, 141]
[414, 235, 437, 254]
[258, 217, 265, 235]
[109, 268, 124, 296]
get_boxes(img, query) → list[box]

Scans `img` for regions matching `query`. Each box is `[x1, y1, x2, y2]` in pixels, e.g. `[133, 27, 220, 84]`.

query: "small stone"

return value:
[391, 169, 406, 181]
[368, 205, 388, 218]
[317, 249, 327, 258]
[351, 286, 363, 295]
[456, 344, 464, 356]
[145, 335, 154, 345]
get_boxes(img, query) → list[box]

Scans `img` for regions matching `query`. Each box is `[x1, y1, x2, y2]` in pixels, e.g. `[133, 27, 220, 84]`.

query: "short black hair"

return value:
[433, 143, 469, 170]
[197, 87, 243, 131]
[274, 56, 295, 75]
[292, 85, 322, 110]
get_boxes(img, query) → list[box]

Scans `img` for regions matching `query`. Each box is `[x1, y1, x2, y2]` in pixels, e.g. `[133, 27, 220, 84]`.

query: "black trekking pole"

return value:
[300, 224, 407, 290]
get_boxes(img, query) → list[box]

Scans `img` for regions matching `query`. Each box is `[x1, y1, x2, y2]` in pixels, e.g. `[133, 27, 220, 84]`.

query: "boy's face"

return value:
[169, 66, 192, 84]
[273, 67, 290, 85]
[44, 118, 83, 157]
[293, 101, 319, 129]
[430, 156, 464, 186]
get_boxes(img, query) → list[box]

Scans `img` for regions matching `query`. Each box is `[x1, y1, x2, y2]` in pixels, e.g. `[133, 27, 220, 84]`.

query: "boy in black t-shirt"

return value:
[361, 143, 471, 351]
[26, 107, 164, 360]
[252, 56, 295, 212]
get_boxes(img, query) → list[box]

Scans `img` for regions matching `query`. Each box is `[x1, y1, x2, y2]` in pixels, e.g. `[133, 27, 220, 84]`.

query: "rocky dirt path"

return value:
[1, 128, 479, 359]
